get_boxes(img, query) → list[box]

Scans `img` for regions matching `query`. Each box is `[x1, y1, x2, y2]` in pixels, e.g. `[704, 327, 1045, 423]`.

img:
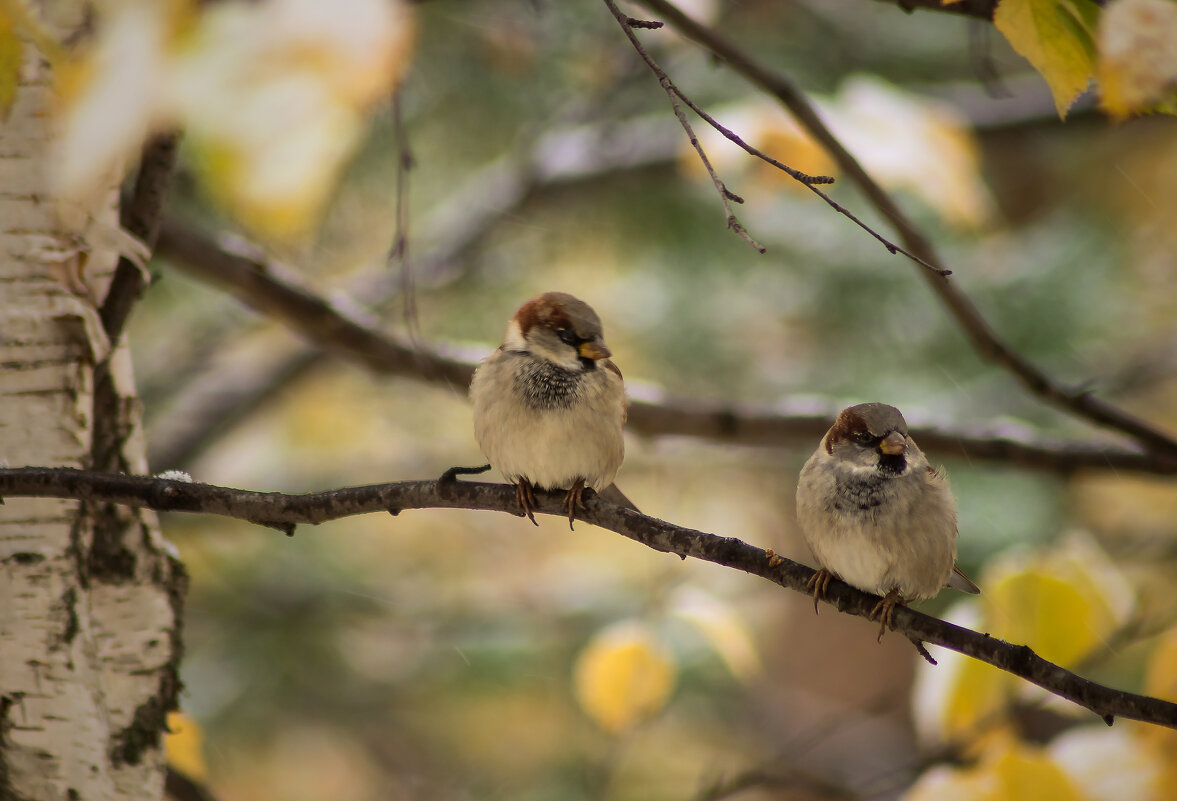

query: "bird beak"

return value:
[879, 431, 906, 455]
[577, 340, 611, 360]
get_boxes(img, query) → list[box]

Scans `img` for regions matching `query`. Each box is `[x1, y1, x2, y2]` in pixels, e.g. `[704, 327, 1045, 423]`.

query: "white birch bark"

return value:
[0, 3, 182, 800]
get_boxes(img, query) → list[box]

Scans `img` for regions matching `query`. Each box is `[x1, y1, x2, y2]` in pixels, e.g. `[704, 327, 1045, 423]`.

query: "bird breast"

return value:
[471, 351, 625, 492]
[797, 459, 957, 599]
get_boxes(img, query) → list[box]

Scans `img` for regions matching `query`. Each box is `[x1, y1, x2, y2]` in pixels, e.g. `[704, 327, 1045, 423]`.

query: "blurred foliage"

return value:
[87, 0, 1177, 798]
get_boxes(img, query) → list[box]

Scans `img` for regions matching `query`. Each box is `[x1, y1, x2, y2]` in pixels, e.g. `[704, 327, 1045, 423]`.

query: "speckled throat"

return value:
[511, 353, 591, 410]
[831, 464, 908, 512]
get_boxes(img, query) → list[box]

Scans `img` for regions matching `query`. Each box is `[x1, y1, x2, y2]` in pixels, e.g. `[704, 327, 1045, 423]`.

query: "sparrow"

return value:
[470, 291, 632, 528]
[795, 403, 979, 639]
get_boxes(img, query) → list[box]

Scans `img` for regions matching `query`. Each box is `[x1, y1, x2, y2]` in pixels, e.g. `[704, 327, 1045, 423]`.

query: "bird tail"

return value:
[948, 564, 981, 594]
[597, 483, 640, 514]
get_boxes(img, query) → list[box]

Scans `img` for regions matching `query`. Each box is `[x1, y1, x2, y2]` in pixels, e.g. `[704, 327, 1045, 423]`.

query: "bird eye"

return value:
[556, 328, 578, 346]
[853, 432, 874, 445]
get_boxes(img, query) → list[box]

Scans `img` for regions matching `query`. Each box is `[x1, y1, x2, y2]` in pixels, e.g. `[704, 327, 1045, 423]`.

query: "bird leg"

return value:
[868, 588, 905, 642]
[805, 568, 834, 615]
[515, 479, 539, 526]
[562, 478, 587, 531]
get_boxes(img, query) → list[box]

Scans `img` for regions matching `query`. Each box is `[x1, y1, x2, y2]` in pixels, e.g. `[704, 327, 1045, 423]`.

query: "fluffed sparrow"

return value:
[796, 403, 979, 638]
[470, 291, 633, 528]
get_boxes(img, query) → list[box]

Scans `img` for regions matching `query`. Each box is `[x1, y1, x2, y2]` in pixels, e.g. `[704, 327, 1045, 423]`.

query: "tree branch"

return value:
[635, 0, 1177, 459]
[3, 466, 1175, 731]
[143, 91, 1094, 472]
[603, 0, 955, 276]
[601, 0, 767, 252]
[143, 111, 683, 468]
[92, 131, 182, 474]
[101, 131, 182, 342]
[152, 218, 1177, 477]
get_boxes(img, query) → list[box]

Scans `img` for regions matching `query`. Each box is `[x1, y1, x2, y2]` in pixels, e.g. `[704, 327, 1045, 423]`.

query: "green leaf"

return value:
[995, 0, 1101, 118]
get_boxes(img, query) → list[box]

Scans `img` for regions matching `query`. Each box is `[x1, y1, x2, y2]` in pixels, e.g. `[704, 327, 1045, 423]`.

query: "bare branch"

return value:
[601, 0, 765, 252]
[609, 0, 948, 275]
[151, 219, 1177, 477]
[101, 131, 182, 343]
[635, 0, 1177, 459]
[4, 466, 1176, 731]
[145, 105, 685, 464]
[93, 131, 182, 475]
[154, 218, 474, 388]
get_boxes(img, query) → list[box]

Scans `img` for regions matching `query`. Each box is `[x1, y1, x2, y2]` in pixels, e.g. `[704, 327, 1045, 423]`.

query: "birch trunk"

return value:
[0, 3, 183, 800]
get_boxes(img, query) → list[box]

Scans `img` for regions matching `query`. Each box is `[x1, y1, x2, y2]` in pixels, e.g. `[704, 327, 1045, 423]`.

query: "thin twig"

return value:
[4, 466, 1177, 731]
[667, 84, 834, 185]
[636, 0, 1177, 458]
[606, 2, 834, 190]
[100, 131, 182, 342]
[151, 218, 1177, 477]
[146, 102, 1082, 471]
[605, 0, 950, 276]
[626, 16, 664, 29]
[601, 0, 765, 252]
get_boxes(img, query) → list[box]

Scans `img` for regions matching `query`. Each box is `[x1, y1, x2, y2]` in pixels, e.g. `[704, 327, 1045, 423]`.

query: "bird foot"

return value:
[805, 568, 834, 615]
[515, 479, 539, 526]
[868, 589, 905, 642]
[562, 478, 587, 531]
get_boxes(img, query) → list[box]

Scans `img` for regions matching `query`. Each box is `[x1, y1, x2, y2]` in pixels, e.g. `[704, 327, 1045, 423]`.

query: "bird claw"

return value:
[515, 480, 539, 526]
[806, 568, 834, 615]
[868, 589, 905, 642]
[562, 478, 587, 531]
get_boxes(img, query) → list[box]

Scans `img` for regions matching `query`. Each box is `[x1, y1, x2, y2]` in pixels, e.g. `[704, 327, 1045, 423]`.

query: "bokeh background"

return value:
[77, 0, 1177, 798]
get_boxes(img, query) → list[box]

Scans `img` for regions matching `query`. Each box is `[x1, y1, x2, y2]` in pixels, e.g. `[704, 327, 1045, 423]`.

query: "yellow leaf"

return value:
[1144, 626, 1177, 703]
[833, 76, 994, 228]
[165, 0, 415, 242]
[942, 657, 1019, 747]
[0, 11, 22, 119]
[1098, 0, 1177, 119]
[913, 603, 1018, 748]
[983, 535, 1131, 668]
[685, 78, 994, 229]
[988, 742, 1087, 801]
[995, 0, 1101, 118]
[50, 0, 170, 209]
[903, 738, 1087, 801]
[165, 710, 208, 781]
[1138, 626, 1177, 757]
[51, 0, 415, 242]
[572, 621, 676, 734]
